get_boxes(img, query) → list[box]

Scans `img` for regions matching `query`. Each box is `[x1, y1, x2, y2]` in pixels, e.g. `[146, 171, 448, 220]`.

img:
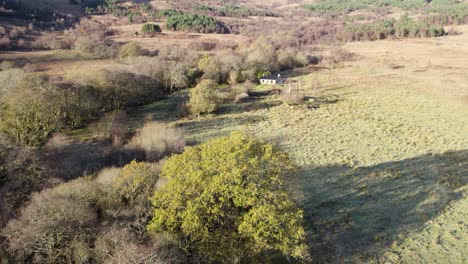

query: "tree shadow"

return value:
[43, 140, 145, 181]
[220, 97, 281, 115]
[176, 115, 265, 146]
[297, 150, 468, 262]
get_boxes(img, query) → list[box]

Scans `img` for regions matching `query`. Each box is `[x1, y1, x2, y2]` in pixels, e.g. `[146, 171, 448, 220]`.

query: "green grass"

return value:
[68, 67, 468, 261]
[165, 71, 467, 262]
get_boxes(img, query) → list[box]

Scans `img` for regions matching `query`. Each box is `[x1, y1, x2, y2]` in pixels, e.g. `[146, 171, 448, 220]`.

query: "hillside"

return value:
[0, 0, 467, 263]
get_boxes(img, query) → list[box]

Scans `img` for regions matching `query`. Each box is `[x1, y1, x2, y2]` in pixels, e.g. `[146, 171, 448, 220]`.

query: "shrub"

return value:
[52, 177, 112, 210]
[0, 148, 48, 224]
[119, 41, 143, 61]
[188, 79, 222, 116]
[2, 189, 97, 263]
[187, 40, 217, 51]
[74, 37, 120, 58]
[0, 60, 16, 70]
[280, 88, 305, 105]
[94, 227, 186, 264]
[142, 23, 162, 35]
[95, 167, 121, 186]
[128, 121, 185, 161]
[323, 47, 353, 66]
[91, 110, 129, 144]
[147, 132, 308, 262]
[0, 68, 27, 95]
[113, 160, 160, 205]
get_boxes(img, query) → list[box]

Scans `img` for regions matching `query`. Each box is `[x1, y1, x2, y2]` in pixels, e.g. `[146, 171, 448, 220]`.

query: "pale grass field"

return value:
[344, 25, 468, 101]
[168, 72, 468, 263]
[127, 31, 468, 262]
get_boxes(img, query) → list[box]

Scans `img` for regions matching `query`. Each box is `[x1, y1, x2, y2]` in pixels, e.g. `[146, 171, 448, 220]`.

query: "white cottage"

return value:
[260, 74, 285, 85]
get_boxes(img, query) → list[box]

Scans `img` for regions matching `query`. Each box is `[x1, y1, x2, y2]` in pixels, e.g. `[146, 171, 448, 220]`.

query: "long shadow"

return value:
[176, 115, 265, 146]
[297, 150, 468, 263]
[43, 140, 145, 181]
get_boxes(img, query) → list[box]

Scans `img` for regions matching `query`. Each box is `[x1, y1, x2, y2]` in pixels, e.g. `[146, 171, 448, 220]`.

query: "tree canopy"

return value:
[147, 132, 308, 263]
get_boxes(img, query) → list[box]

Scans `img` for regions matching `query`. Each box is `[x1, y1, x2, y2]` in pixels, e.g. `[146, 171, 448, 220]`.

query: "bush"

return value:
[0, 61, 16, 71]
[2, 188, 97, 263]
[113, 160, 160, 205]
[0, 68, 27, 95]
[324, 47, 353, 66]
[0, 148, 48, 226]
[187, 40, 218, 51]
[147, 132, 308, 262]
[74, 37, 120, 58]
[119, 41, 143, 61]
[128, 121, 185, 161]
[280, 88, 305, 105]
[142, 23, 162, 35]
[94, 227, 186, 264]
[91, 110, 129, 144]
[188, 79, 222, 116]
[95, 167, 121, 186]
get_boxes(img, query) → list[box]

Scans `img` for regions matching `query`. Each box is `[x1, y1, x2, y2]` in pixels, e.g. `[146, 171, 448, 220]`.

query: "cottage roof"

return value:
[260, 74, 283, 80]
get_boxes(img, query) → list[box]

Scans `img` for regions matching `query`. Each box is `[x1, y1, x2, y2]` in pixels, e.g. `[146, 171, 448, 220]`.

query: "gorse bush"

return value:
[119, 41, 143, 61]
[113, 160, 159, 205]
[141, 23, 162, 35]
[147, 132, 308, 263]
[188, 79, 222, 116]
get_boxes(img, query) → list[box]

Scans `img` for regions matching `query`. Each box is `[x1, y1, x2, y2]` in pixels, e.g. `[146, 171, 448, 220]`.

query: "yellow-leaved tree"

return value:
[147, 132, 308, 263]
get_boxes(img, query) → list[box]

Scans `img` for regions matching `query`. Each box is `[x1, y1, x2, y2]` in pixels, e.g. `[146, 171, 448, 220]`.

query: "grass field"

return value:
[118, 65, 468, 262]
[112, 31, 468, 261]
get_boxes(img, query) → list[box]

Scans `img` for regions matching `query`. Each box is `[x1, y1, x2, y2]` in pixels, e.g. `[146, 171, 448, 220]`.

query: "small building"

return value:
[260, 74, 285, 85]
